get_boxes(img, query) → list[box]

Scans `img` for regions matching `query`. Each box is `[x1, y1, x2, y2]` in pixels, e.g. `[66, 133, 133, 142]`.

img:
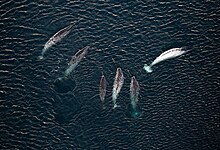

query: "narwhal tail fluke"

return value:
[143, 64, 153, 73]
[38, 48, 46, 60]
[38, 55, 44, 60]
[113, 103, 120, 109]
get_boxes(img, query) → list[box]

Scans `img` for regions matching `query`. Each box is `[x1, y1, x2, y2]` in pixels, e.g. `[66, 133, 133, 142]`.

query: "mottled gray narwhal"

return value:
[112, 68, 124, 108]
[99, 74, 107, 104]
[60, 46, 89, 79]
[39, 23, 74, 59]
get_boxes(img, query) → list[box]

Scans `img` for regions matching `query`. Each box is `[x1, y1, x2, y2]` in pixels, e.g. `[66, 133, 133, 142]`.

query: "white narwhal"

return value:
[143, 47, 187, 73]
[39, 23, 74, 60]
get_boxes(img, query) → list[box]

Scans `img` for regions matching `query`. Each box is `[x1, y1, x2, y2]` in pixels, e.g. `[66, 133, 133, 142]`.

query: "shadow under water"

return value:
[53, 78, 76, 93]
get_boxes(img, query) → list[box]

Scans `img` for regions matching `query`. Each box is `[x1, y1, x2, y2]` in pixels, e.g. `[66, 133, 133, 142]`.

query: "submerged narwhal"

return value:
[99, 74, 107, 104]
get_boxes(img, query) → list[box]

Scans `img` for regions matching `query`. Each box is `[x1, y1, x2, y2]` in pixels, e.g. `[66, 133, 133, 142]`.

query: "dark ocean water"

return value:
[0, 0, 220, 149]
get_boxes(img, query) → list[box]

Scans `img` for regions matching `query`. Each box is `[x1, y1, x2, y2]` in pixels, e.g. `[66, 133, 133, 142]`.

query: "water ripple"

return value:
[0, 0, 219, 149]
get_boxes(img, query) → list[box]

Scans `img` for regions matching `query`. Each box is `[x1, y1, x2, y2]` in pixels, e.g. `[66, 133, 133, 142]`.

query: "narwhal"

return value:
[112, 68, 124, 108]
[130, 76, 140, 103]
[143, 47, 187, 73]
[58, 46, 89, 80]
[130, 76, 141, 118]
[39, 23, 75, 59]
[99, 74, 107, 104]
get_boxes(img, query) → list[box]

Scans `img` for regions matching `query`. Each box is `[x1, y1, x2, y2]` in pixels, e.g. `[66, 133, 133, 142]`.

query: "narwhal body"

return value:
[144, 47, 187, 73]
[39, 23, 74, 59]
[112, 68, 124, 108]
